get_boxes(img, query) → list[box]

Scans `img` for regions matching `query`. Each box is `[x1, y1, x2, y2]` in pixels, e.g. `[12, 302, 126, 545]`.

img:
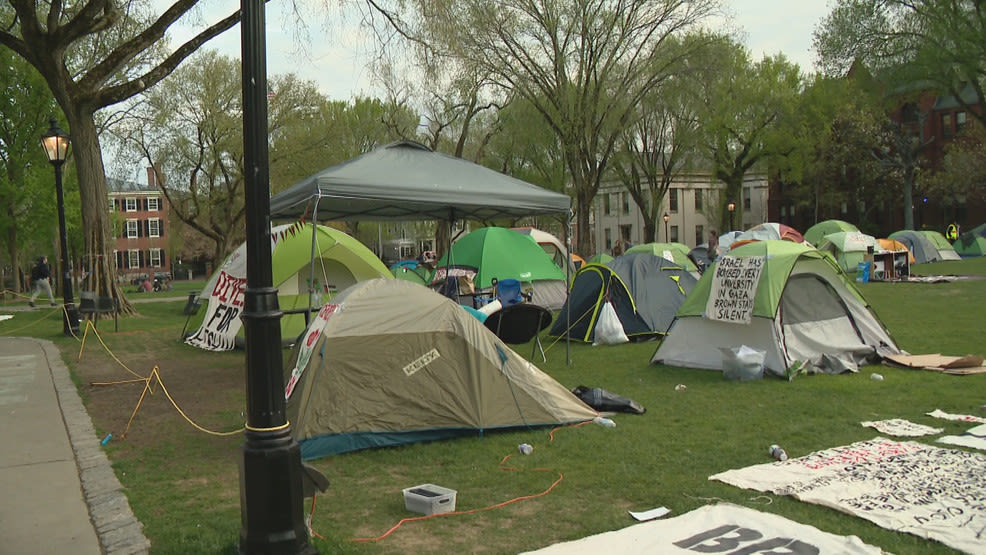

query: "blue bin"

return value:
[856, 261, 870, 282]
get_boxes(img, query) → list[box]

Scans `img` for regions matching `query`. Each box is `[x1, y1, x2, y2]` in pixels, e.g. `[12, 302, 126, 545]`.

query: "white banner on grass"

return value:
[938, 424, 986, 451]
[522, 503, 883, 554]
[860, 419, 944, 437]
[705, 256, 764, 324]
[927, 409, 986, 424]
[711, 437, 986, 554]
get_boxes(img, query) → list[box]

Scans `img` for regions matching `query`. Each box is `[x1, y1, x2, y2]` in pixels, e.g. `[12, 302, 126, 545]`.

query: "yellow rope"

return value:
[78, 321, 145, 380]
[122, 366, 244, 438]
[0, 304, 61, 336]
[246, 422, 290, 433]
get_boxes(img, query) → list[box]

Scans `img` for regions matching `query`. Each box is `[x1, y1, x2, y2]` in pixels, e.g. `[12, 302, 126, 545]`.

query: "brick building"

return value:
[107, 168, 170, 282]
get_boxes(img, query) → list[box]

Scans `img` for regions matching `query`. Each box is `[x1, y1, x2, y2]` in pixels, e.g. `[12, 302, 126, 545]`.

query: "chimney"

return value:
[147, 167, 156, 188]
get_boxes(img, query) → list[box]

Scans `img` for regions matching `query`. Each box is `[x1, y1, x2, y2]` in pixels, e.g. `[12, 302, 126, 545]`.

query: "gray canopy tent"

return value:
[270, 140, 570, 221]
[268, 140, 575, 360]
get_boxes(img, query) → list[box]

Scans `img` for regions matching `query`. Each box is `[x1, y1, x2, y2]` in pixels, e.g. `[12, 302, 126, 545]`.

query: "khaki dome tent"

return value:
[284, 279, 598, 459]
[652, 241, 899, 377]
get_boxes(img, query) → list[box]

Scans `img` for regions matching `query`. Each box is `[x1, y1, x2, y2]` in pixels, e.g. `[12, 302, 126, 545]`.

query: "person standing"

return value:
[29, 255, 57, 307]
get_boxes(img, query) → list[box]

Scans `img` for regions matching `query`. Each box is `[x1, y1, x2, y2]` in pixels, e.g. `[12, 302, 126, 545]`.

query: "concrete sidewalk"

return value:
[0, 336, 150, 554]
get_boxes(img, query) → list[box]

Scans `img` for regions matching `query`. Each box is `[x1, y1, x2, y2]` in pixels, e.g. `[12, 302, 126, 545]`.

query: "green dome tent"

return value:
[816, 231, 881, 273]
[625, 242, 699, 273]
[431, 227, 567, 309]
[917, 230, 962, 260]
[652, 241, 899, 377]
[804, 219, 859, 246]
[889, 230, 941, 264]
[954, 234, 986, 256]
[187, 223, 392, 351]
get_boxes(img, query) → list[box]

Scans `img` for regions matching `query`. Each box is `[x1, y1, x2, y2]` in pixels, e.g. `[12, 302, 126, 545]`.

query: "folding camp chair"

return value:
[483, 303, 553, 362]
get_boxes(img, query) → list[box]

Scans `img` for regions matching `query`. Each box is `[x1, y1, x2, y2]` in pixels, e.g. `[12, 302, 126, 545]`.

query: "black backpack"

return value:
[31, 261, 43, 280]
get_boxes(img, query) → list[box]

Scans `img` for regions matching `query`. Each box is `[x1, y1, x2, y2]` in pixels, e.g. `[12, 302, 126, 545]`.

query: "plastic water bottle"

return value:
[769, 444, 788, 461]
[100, 433, 113, 446]
[594, 416, 617, 428]
[518, 443, 533, 455]
[870, 373, 884, 381]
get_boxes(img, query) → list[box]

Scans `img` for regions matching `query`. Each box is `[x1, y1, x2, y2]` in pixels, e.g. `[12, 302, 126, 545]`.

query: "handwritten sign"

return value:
[185, 270, 247, 351]
[711, 438, 986, 554]
[285, 303, 341, 400]
[705, 256, 764, 324]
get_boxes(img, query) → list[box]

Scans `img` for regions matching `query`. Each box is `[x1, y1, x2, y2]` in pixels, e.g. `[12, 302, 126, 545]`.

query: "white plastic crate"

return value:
[402, 484, 457, 515]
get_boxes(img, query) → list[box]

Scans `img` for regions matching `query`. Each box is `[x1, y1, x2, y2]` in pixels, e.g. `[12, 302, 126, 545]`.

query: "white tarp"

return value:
[927, 409, 986, 424]
[705, 256, 764, 324]
[860, 419, 944, 437]
[522, 503, 884, 554]
[711, 437, 986, 554]
[938, 424, 986, 451]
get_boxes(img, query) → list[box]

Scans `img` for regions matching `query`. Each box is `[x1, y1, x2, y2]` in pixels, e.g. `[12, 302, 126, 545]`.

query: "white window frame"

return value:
[148, 218, 161, 238]
[147, 197, 161, 211]
[150, 248, 163, 268]
[126, 219, 139, 238]
[125, 197, 138, 212]
[128, 250, 140, 269]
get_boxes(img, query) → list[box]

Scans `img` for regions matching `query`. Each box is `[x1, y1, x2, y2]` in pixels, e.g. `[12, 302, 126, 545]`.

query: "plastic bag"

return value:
[720, 345, 765, 380]
[592, 301, 628, 346]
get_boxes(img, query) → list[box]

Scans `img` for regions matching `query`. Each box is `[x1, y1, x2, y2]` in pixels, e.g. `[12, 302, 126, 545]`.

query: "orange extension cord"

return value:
[305, 420, 594, 543]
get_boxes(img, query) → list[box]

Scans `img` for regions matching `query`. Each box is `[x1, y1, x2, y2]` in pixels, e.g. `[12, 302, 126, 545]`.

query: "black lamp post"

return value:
[727, 202, 736, 231]
[41, 118, 80, 336]
[237, 0, 316, 553]
[663, 212, 670, 242]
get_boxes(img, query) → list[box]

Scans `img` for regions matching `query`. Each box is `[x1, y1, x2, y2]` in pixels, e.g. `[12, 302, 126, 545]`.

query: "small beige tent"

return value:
[284, 279, 598, 459]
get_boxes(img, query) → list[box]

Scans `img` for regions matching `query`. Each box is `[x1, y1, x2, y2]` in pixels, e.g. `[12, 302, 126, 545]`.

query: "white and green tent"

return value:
[187, 223, 392, 351]
[284, 279, 598, 459]
[652, 241, 899, 377]
[816, 231, 882, 273]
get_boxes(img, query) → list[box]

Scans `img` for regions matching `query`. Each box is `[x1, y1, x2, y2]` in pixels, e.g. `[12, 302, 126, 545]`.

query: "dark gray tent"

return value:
[270, 141, 571, 221]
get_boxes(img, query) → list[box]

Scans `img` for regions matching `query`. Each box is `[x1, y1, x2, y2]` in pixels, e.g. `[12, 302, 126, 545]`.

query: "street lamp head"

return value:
[727, 202, 735, 212]
[41, 117, 71, 165]
[663, 212, 670, 223]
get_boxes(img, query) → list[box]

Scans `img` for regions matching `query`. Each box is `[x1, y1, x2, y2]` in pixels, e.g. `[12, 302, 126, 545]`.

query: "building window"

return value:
[942, 113, 953, 137]
[109, 200, 115, 212]
[125, 198, 137, 212]
[621, 192, 629, 214]
[604, 228, 612, 250]
[400, 245, 413, 258]
[148, 218, 161, 238]
[670, 225, 679, 243]
[743, 187, 751, 210]
[957, 111, 967, 131]
[604, 194, 611, 216]
[126, 220, 139, 238]
[147, 197, 161, 211]
[694, 190, 703, 211]
[695, 224, 704, 246]
[669, 188, 679, 212]
[620, 224, 632, 244]
[150, 248, 163, 268]
[128, 249, 140, 269]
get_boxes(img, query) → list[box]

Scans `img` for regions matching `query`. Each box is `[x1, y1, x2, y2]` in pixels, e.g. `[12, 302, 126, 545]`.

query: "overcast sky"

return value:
[163, 0, 834, 101]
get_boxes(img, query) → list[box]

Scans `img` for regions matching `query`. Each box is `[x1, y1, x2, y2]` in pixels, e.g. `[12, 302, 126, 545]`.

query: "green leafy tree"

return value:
[921, 120, 986, 205]
[0, 0, 240, 309]
[813, 0, 985, 128]
[388, 0, 719, 255]
[693, 38, 805, 231]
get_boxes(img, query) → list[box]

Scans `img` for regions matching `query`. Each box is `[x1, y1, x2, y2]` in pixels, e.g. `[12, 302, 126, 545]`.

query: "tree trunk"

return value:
[575, 192, 593, 257]
[66, 109, 135, 314]
[643, 221, 657, 244]
[5, 209, 21, 293]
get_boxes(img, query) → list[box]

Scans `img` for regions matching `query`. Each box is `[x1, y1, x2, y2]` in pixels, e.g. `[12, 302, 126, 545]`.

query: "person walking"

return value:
[29, 255, 57, 308]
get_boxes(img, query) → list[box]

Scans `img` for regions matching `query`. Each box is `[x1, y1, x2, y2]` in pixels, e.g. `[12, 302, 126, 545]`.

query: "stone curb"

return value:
[40, 339, 151, 554]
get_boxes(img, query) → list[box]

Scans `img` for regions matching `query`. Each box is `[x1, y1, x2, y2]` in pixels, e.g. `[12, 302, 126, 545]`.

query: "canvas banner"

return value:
[705, 255, 764, 324]
[938, 424, 986, 451]
[860, 419, 943, 437]
[185, 269, 247, 351]
[285, 303, 341, 400]
[522, 503, 883, 554]
[711, 437, 986, 554]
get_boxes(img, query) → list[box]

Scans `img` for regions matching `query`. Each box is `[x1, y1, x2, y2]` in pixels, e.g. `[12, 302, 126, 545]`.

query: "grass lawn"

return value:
[3, 261, 985, 554]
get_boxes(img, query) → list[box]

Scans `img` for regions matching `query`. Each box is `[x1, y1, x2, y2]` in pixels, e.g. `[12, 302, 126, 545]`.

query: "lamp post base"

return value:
[239, 427, 317, 555]
[62, 302, 80, 336]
